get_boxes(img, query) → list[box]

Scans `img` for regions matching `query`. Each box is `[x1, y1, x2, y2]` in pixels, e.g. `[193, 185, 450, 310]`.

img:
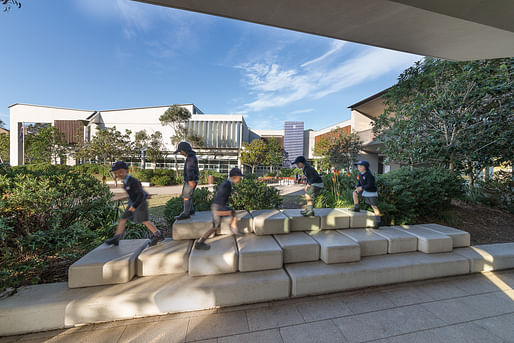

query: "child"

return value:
[293, 156, 324, 217]
[105, 161, 164, 246]
[352, 160, 381, 229]
[194, 167, 243, 250]
[174, 141, 199, 220]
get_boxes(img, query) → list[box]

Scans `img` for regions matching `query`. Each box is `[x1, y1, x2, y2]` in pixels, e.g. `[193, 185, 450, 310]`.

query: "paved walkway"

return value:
[3, 270, 513, 343]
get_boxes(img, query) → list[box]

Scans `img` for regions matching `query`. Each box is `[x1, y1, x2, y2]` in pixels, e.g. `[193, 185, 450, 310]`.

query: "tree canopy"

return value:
[2, 0, 21, 12]
[25, 126, 68, 164]
[240, 139, 268, 174]
[314, 129, 362, 172]
[76, 126, 133, 164]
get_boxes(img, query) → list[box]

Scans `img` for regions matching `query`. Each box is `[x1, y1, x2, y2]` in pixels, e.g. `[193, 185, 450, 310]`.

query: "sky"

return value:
[0, 0, 422, 131]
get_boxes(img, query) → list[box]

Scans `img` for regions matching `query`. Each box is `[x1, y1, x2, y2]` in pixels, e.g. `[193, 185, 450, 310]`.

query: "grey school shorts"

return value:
[121, 200, 149, 223]
[181, 182, 197, 199]
[363, 196, 378, 206]
[211, 203, 235, 229]
[306, 185, 323, 199]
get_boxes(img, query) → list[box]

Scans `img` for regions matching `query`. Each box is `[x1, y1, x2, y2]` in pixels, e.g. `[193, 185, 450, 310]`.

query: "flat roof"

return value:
[348, 88, 390, 109]
[8, 103, 196, 112]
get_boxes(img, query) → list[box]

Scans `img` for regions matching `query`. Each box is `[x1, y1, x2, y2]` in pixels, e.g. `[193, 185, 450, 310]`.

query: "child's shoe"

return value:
[373, 216, 381, 230]
[301, 205, 314, 217]
[149, 231, 164, 246]
[104, 234, 122, 246]
[230, 225, 242, 236]
[175, 212, 191, 220]
[195, 241, 210, 250]
[351, 205, 360, 212]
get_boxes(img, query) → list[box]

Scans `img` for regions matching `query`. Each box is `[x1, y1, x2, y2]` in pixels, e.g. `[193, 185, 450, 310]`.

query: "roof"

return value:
[8, 103, 197, 112]
[348, 88, 390, 109]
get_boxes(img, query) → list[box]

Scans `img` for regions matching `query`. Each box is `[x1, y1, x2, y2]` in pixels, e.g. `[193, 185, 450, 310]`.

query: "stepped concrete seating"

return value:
[273, 232, 320, 263]
[286, 252, 471, 297]
[315, 208, 350, 230]
[420, 223, 471, 248]
[189, 236, 238, 276]
[373, 227, 418, 254]
[172, 211, 212, 240]
[68, 239, 149, 288]
[236, 234, 283, 272]
[0, 269, 291, 336]
[282, 209, 321, 231]
[338, 229, 388, 256]
[136, 239, 192, 276]
[308, 231, 360, 264]
[392, 225, 453, 253]
[252, 209, 290, 235]
[339, 208, 376, 228]
[454, 243, 514, 272]
[218, 210, 253, 235]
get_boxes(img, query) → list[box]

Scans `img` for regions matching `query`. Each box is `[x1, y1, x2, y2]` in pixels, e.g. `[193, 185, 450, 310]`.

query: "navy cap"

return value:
[174, 141, 193, 154]
[110, 161, 129, 172]
[229, 167, 243, 177]
[354, 160, 370, 169]
[293, 156, 307, 165]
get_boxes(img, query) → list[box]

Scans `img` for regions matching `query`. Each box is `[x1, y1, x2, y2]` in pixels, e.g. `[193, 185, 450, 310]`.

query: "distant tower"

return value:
[283, 121, 304, 168]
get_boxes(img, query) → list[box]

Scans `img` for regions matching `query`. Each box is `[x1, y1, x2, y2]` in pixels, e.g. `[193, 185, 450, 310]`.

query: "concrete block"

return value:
[392, 225, 453, 253]
[172, 211, 212, 240]
[339, 208, 375, 228]
[420, 223, 471, 248]
[0, 270, 290, 336]
[273, 232, 320, 263]
[219, 210, 253, 235]
[189, 235, 238, 276]
[252, 209, 290, 235]
[237, 234, 283, 272]
[308, 231, 360, 264]
[285, 252, 470, 297]
[68, 239, 149, 288]
[316, 208, 350, 230]
[282, 209, 321, 232]
[136, 239, 192, 276]
[338, 229, 388, 256]
[373, 227, 418, 254]
[454, 243, 514, 272]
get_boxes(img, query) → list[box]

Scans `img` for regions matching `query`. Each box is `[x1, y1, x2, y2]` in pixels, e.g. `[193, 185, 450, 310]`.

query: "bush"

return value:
[163, 188, 213, 227]
[131, 168, 155, 182]
[466, 171, 514, 213]
[230, 177, 282, 211]
[74, 163, 110, 176]
[151, 175, 173, 186]
[199, 170, 225, 185]
[279, 168, 302, 177]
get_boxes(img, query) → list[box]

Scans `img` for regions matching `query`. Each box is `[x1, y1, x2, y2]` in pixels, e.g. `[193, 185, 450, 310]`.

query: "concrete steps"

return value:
[282, 209, 321, 231]
[237, 234, 283, 272]
[273, 232, 320, 263]
[252, 209, 290, 235]
[189, 235, 238, 276]
[137, 239, 192, 276]
[308, 230, 360, 264]
[419, 223, 471, 248]
[392, 225, 454, 253]
[338, 229, 388, 256]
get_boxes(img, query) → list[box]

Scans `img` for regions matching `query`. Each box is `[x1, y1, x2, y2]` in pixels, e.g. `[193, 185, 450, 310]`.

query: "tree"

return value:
[264, 139, 284, 173]
[25, 126, 68, 164]
[240, 139, 268, 174]
[314, 129, 362, 172]
[159, 105, 192, 145]
[76, 126, 133, 165]
[374, 57, 514, 188]
[313, 136, 331, 172]
[2, 0, 21, 12]
[146, 131, 166, 172]
[0, 133, 9, 163]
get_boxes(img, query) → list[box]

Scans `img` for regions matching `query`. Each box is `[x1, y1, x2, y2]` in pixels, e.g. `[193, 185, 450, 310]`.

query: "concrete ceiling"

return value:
[135, 0, 514, 61]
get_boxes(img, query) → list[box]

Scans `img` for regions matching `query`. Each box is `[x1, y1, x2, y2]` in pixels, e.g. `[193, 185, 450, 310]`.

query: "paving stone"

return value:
[380, 285, 435, 307]
[186, 311, 249, 341]
[33, 326, 126, 343]
[282, 209, 321, 231]
[219, 210, 253, 235]
[251, 210, 290, 235]
[117, 317, 189, 343]
[373, 227, 418, 254]
[172, 211, 213, 240]
[136, 239, 192, 276]
[339, 208, 376, 228]
[236, 234, 283, 272]
[68, 239, 149, 288]
[189, 235, 238, 276]
[340, 290, 396, 314]
[308, 231, 360, 264]
[285, 252, 470, 297]
[420, 223, 471, 247]
[454, 243, 514, 272]
[472, 312, 514, 342]
[218, 329, 282, 343]
[391, 225, 453, 253]
[315, 208, 350, 230]
[273, 232, 320, 263]
[280, 320, 348, 343]
[246, 304, 304, 331]
[295, 297, 352, 322]
[338, 229, 388, 256]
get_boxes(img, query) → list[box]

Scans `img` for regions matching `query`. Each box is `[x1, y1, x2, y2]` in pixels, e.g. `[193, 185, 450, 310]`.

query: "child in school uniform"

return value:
[174, 141, 200, 220]
[104, 161, 164, 246]
[194, 167, 243, 250]
[293, 156, 324, 217]
[352, 160, 382, 229]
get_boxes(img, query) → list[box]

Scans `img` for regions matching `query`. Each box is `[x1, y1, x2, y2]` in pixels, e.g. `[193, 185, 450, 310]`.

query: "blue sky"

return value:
[0, 0, 422, 131]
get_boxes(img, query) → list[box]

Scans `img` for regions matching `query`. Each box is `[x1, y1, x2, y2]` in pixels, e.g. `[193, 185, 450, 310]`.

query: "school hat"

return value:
[293, 156, 307, 165]
[354, 160, 370, 169]
[174, 141, 193, 154]
[229, 167, 243, 177]
[110, 161, 129, 172]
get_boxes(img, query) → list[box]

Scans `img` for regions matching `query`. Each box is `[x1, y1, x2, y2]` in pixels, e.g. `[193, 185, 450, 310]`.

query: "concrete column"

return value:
[9, 122, 23, 166]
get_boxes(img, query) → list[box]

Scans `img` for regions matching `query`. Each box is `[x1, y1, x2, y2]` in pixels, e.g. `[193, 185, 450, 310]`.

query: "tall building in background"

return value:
[283, 121, 304, 167]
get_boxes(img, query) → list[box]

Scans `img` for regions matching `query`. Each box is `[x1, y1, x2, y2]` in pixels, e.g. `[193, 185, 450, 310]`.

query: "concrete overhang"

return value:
[135, 0, 514, 61]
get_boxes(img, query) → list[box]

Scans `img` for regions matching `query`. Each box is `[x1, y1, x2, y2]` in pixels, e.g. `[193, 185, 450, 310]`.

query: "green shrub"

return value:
[74, 163, 110, 176]
[279, 168, 302, 177]
[199, 170, 225, 185]
[151, 175, 173, 186]
[163, 188, 213, 227]
[230, 177, 282, 211]
[131, 169, 154, 182]
[466, 171, 513, 213]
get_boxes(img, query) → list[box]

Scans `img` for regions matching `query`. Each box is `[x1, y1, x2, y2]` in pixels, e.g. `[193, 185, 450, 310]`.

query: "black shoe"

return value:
[175, 212, 191, 220]
[351, 206, 360, 212]
[190, 204, 195, 215]
[104, 234, 122, 246]
[149, 232, 164, 246]
[195, 241, 210, 250]
[373, 217, 381, 230]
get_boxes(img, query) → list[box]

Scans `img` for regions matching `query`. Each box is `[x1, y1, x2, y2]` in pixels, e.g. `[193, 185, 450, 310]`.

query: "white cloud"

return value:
[237, 42, 421, 112]
[291, 109, 314, 114]
[301, 41, 345, 67]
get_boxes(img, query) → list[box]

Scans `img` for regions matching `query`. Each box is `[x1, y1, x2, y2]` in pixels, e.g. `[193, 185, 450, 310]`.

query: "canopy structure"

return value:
[135, 0, 514, 61]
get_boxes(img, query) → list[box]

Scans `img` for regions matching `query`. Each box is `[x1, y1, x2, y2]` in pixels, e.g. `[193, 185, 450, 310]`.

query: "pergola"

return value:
[135, 0, 514, 61]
